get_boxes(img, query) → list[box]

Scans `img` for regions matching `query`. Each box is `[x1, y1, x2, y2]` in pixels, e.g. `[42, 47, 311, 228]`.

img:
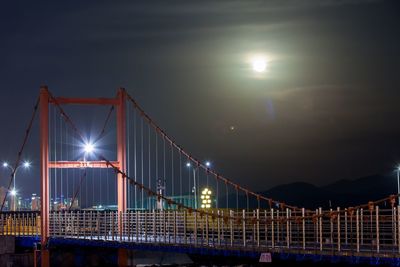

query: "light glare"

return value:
[23, 161, 30, 168]
[84, 143, 95, 154]
[252, 57, 267, 73]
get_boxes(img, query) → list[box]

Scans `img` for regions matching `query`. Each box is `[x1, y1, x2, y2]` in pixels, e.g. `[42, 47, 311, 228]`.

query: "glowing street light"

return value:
[84, 142, 95, 154]
[205, 161, 211, 168]
[23, 161, 31, 168]
[2, 160, 31, 211]
[201, 188, 212, 209]
[82, 141, 96, 162]
[10, 189, 17, 196]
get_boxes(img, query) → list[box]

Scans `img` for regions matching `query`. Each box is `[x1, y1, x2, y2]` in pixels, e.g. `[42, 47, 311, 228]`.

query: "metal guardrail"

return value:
[0, 212, 40, 236]
[1, 207, 400, 258]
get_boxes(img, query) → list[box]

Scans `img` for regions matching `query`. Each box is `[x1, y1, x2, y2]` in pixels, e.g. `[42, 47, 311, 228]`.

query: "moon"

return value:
[251, 57, 267, 73]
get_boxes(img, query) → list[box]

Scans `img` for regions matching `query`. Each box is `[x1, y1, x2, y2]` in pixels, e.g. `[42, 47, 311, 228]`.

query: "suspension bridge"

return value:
[1, 86, 400, 266]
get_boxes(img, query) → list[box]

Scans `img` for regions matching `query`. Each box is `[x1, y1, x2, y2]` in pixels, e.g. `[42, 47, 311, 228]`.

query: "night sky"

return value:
[1, 0, 400, 197]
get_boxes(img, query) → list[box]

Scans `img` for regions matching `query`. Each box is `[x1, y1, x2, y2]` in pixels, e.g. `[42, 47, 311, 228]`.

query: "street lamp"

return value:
[2, 160, 31, 211]
[82, 142, 96, 161]
[186, 160, 213, 209]
[186, 162, 197, 209]
[23, 161, 31, 168]
[84, 143, 94, 154]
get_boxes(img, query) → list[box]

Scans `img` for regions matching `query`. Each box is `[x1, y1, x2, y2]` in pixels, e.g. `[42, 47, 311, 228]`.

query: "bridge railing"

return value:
[2, 207, 400, 257]
[0, 211, 40, 237]
[46, 207, 400, 257]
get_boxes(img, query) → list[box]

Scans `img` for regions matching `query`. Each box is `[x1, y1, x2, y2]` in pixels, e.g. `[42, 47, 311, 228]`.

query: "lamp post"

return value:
[2, 161, 31, 211]
[82, 141, 95, 209]
[397, 166, 400, 204]
[186, 160, 213, 209]
[186, 162, 197, 209]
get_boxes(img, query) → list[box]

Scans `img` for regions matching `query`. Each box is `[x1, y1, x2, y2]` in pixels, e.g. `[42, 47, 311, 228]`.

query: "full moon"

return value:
[251, 57, 267, 73]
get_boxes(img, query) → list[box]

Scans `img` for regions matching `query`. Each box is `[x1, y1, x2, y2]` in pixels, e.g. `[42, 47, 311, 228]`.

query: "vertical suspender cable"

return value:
[216, 176, 219, 209]
[236, 187, 239, 212]
[99, 167, 102, 207]
[196, 166, 200, 209]
[59, 112, 62, 205]
[188, 160, 191, 207]
[115, 166, 117, 205]
[85, 166, 88, 208]
[141, 117, 144, 210]
[225, 182, 229, 209]
[68, 169, 87, 210]
[92, 168, 95, 206]
[247, 192, 249, 211]
[107, 167, 109, 206]
[163, 136, 166, 196]
[179, 152, 182, 205]
[49, 105, 52, 211]
[66, 119, 69, 205]
[155, 130, 158, 207]
[54, 106, 57, 207]
[171, 143, 174, 198]
[60, 112, 63, 206]
[148, 124, 151, 210]
[134, 104, 137, 210]
[127, 101, 130, 209]
[72, 131, 75, 207]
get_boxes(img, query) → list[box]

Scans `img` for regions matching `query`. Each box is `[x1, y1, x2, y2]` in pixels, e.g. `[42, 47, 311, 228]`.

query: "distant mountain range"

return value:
[221, 173, 398, 209]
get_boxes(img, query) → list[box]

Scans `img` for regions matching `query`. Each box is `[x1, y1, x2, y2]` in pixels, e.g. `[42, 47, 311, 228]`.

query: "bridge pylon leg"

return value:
[117, 88, 127, 236]
[41, 249, 50, 267]
[118, 248, 128, 267]
[39, 86, 50, 267]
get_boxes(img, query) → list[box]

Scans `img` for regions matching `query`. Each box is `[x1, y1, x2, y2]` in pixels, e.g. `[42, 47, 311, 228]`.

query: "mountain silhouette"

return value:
[259, 173, 397, 209]
[220, 173, 398, 209]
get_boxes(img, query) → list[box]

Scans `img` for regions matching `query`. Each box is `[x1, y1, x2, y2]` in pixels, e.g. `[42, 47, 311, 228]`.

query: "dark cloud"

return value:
[0, 0, 399, 196]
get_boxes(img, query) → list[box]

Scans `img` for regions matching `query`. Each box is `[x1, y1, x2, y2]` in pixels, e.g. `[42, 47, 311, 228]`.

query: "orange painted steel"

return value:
[118, 248, 128, 267]
[50, 97, 119, 105]
[41, 249, 50, 267]
[48, 160, 120, 169]
[116, 88, 127, 214]
[39, 86, 50, 267]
